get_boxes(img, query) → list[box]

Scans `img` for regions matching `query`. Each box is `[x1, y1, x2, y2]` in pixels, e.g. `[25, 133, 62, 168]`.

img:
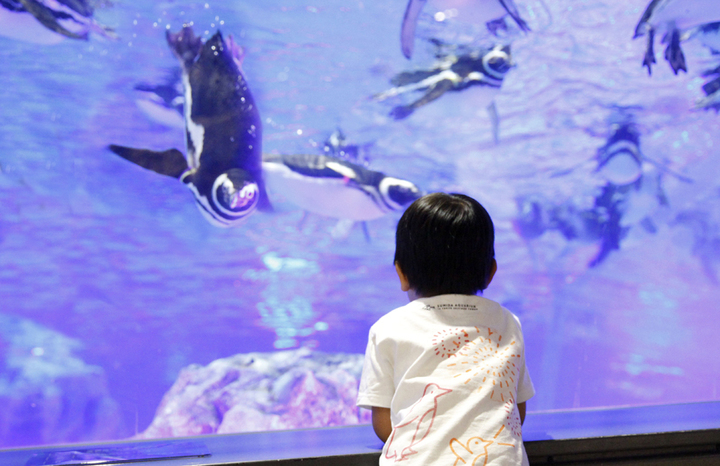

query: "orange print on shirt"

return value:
[446, 327, 521, 403]
[431, 327, 472, 359]
[449, 425, 515, 466]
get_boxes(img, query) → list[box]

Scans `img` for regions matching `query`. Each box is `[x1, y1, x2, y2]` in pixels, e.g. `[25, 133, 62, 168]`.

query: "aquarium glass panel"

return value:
[0, 0, 719, 450]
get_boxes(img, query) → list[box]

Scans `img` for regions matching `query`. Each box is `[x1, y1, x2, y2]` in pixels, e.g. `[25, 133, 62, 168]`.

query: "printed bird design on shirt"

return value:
[449, 426, 515, 466]
[384, 383, 452, 461]
[450, 436, 494, 466]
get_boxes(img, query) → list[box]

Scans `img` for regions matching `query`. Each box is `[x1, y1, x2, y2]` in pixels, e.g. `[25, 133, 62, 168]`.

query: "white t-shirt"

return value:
[357, 294, 535, 466]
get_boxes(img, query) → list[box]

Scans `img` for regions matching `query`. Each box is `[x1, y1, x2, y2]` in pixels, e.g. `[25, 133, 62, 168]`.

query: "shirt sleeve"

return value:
[512, 314, 536, 404]
[516, 355, 535, 404]
[356, 326, 395, 410]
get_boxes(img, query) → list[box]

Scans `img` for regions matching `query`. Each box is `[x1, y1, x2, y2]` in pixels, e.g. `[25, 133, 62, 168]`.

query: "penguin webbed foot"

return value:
[390, 105, 414, 120]
[166, 27, 203, 67]
[662, 28, 686, 75]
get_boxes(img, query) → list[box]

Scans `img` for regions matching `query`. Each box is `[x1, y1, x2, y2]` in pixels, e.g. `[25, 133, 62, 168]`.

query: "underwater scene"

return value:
[1, 0, 719, 449]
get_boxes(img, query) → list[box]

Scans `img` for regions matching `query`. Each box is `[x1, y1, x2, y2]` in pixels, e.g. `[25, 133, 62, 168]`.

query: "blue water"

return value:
[1, 0, 719, 449]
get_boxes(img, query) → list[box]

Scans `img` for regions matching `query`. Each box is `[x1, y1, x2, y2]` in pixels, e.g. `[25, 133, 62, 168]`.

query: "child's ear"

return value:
[486, 259, 498, 287]
[394, 262, 411, 292]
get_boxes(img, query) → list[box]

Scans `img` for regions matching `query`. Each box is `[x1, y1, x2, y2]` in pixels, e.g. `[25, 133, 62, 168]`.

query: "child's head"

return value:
[394, 192, 496, 297]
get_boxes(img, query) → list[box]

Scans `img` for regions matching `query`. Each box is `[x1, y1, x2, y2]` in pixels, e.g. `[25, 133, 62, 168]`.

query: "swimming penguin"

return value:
[0, 0, 115, 44]
[374, 43, 511, 141]
[109, 27, 270, 227]
[400, 0, 529, 59]
[133, 68, 186, 130]
[262, 153, 422, 222]
[595, 123, 643, 186]
[514, 179, 651, 268]
[633, 0, 720, 75]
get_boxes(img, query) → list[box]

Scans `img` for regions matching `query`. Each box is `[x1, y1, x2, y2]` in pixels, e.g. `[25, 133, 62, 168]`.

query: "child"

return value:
[357, 192, 535, 465]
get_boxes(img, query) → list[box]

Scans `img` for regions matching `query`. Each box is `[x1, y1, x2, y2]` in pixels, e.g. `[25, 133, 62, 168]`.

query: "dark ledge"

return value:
[0, 402, 718, 465]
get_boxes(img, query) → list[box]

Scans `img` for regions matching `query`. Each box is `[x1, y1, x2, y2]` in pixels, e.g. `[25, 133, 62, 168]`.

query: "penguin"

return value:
[633, 0, 720, 75]
[133, 68, 186, 130]
[109, 27, 270, 227]
[0, 0, 115, 44]
[384, 384, 452, 461]
[516, 118, 682, 267]
[400, 0, 529, 59]
[375, 43, 511, 142]
[261, 152, 422, 222]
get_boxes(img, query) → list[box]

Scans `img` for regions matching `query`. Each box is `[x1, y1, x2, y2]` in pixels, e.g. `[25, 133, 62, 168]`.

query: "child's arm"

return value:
[518, 402, 527, 425]
[372, 407, 392, 442]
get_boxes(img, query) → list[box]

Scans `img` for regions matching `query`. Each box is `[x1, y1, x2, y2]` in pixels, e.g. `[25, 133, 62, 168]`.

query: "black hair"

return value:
[394, 192, 495, 296]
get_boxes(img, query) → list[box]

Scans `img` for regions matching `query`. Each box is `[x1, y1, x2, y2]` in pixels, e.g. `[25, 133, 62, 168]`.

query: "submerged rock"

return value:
[137, 348, 371, 438]
[0, 314, 123, 448]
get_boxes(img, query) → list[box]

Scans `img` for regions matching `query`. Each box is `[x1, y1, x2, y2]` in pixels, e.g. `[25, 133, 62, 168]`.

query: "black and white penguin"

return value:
[133, 68, 186, 130]
[0, 0, 115, 44]
[262, 153, 421, 222]
[400, 0, 529, 59]
[634, 0, 720, 75]
[374, 43, 511, 141]
[109, 27, 270, 227]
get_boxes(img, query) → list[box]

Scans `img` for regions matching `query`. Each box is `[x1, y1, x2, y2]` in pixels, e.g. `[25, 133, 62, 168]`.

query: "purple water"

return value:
[0, 0, 719, 449]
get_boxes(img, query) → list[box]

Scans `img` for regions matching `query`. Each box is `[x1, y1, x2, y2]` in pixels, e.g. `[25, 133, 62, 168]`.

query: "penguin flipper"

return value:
[499, 0, 530, 32]
[18, 0, 88, 40]
[664, 28, 687, 75]
[400, 0, 427, 59]
[396, 78, 454, 118]
[108, 145, 188, 179]
[390, 78, 451, 119]
[391, 70, 437, 87]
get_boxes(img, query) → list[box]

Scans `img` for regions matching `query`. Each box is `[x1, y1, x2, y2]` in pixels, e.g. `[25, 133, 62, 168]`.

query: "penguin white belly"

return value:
[597, 153, 642, 186]
[652, 0, 720, 31]
[263, 162, 387, 221]
[0, 10, 65, 44]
